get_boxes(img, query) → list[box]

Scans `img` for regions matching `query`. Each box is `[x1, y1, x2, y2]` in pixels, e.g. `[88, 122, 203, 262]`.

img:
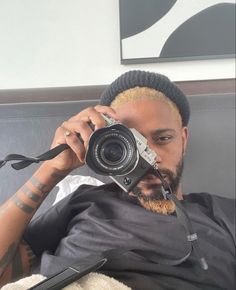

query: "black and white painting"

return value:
[120, 0, 235, 63]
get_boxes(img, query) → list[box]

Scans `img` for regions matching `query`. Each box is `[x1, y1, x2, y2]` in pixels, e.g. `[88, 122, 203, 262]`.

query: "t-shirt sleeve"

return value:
[23, 191, 75, 257]
[211, 195, 236, 244]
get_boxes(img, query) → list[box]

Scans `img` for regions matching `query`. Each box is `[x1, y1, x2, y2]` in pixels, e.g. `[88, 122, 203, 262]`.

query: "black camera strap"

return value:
[151, 167, 208, 270]
[0, 144, 69, 170]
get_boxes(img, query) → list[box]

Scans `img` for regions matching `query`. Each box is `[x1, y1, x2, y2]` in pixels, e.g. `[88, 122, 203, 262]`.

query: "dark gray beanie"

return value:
[100, 70, 190, 126]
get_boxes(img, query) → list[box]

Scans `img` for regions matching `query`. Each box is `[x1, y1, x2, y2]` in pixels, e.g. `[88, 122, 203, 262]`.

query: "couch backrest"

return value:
[0, 93, 235, 207]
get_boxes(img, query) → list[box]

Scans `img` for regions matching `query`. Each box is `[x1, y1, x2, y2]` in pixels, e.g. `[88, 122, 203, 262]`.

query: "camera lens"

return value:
[85, 124, 138, 176]
[102, 141, 124, 163]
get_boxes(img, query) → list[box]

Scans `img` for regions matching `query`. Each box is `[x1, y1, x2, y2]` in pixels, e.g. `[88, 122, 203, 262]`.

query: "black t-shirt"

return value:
[24, 183, 235, 290]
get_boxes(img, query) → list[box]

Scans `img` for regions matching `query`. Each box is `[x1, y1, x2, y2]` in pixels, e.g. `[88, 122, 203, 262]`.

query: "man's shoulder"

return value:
[184, 192, 235, 227]
[184, 191, 234, 204]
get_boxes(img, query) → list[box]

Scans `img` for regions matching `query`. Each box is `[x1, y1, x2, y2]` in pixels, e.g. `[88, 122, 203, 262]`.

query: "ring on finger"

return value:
[64, 130, 71, 137]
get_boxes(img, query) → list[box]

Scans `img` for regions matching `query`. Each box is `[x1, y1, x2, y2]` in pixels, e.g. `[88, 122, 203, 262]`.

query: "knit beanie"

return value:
[100, 70, 190, 126]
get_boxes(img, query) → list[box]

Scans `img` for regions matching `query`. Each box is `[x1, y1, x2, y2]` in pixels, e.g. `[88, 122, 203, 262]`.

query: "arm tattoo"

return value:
[20, 185, 41, 203]
[28, 172, 65, 197]
[11, 195, 34, 214]
[29, 176, 49, 195]
[31, 172, 65, 191]
[0, 243, 17, 277]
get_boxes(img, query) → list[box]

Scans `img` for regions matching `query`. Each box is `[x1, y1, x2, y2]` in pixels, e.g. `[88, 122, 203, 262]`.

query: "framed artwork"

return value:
[119, 0, 236, 64]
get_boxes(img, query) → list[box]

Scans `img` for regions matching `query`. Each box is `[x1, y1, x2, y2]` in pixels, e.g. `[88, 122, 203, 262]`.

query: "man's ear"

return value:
[182, 127, 189, 156]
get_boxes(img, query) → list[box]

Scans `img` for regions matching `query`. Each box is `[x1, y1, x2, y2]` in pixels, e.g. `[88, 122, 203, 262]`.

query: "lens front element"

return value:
[86, 124, 138, 176]
[101, 141, 125, 164]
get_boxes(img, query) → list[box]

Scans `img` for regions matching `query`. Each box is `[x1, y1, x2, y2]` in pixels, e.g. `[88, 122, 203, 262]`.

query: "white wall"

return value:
[0, 0, 235, 89]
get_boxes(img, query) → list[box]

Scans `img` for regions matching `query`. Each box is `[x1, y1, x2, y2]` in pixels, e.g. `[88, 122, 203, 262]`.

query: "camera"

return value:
[85, 114, 157, 192]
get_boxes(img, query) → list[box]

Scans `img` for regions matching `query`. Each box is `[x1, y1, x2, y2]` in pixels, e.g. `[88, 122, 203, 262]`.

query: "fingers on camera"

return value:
[65, 133, 85, 162]
[60, 120, 90, 160]
[94, 105, 118, 121]
[71, 108, 105, 130]
[58, 105, 115, 160]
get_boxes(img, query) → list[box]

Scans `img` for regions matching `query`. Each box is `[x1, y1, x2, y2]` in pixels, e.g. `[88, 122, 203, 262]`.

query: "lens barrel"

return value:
[85, 124, 138, 176]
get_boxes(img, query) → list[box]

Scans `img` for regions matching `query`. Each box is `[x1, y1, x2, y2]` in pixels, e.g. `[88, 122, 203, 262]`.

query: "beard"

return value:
[134, 158, 184, 215]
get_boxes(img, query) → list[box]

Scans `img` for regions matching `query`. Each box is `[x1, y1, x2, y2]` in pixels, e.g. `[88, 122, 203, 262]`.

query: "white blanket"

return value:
[54, 175, 104, 205]
[1, 272, 132, 290]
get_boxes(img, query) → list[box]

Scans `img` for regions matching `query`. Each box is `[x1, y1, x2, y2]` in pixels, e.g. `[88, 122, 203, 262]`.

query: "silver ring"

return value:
[64, 131, 71, 137]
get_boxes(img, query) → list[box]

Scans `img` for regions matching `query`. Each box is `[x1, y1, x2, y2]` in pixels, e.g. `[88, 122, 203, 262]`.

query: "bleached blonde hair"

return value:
[110, 86, 181, 123]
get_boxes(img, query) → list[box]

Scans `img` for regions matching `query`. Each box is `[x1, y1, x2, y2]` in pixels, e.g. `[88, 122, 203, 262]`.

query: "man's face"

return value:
[114, 98, 188, 213]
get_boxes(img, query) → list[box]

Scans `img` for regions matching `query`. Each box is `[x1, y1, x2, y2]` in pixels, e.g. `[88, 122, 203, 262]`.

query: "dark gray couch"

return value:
[0, 81, 235, 215]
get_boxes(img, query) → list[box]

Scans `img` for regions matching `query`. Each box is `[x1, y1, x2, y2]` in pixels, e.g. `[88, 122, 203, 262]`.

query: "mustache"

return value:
[135, 158, 184, 199]
[142, 168, 175, 182]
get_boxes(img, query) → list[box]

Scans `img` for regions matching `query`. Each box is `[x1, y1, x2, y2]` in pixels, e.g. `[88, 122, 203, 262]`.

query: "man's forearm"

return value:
[0, 161, 68, 279]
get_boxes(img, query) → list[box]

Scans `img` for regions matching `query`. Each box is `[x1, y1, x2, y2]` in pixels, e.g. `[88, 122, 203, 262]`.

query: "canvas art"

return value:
[119, 0, 235, 63]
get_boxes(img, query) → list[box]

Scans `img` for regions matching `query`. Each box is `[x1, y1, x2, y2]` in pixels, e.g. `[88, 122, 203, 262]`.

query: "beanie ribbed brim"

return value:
[100, 70, 190, 126]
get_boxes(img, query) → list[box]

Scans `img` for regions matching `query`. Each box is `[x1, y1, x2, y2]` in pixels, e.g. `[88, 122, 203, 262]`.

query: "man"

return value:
[0, 70, 235, 289]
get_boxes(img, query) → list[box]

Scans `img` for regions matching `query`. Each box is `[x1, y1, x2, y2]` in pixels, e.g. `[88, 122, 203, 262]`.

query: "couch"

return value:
[0, 80, 235, 216]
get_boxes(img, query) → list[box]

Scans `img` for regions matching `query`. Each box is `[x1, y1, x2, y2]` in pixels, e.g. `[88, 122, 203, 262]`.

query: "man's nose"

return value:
[147, 143, 162, 164]
[155, 154, 162, 164]
[147, 142, 162, 163]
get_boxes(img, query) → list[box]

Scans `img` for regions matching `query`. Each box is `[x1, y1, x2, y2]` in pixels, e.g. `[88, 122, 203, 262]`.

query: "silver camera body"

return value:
[85, 114, 157, 192]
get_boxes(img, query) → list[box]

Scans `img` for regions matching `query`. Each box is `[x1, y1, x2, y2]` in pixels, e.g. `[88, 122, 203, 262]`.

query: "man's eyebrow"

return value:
[150, 128, 176, 137]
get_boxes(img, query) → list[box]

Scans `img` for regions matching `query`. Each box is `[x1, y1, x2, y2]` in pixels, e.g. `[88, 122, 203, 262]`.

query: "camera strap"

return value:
[151, 167, 208, 270]
[0, 144, 69, 170]
[163, 191, 208, 269]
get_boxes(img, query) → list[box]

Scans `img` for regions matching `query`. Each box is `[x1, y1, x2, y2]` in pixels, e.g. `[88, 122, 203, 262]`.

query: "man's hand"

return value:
[45, 105, 118, 173]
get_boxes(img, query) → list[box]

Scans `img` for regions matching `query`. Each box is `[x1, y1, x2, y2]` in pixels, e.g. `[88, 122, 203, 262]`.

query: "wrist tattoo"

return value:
[11, 195, 34, 214]
[20, 185, 41, 203]
[0, 243, 17, 277]
[29, 176, 49, 195]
